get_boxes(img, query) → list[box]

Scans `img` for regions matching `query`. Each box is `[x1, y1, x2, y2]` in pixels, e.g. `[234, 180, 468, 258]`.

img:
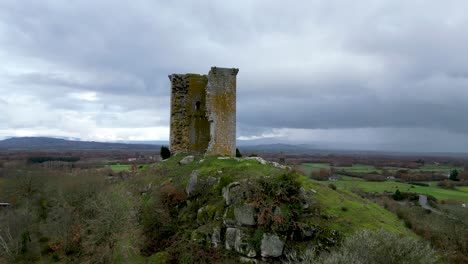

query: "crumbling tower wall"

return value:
[169, 73, 210, 153]
[206, 67, 238, 156]
[169, 66, 238, 156]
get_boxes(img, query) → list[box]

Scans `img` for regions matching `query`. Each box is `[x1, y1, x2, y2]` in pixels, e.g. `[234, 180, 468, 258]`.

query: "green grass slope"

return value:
[149, 156, 410, 237]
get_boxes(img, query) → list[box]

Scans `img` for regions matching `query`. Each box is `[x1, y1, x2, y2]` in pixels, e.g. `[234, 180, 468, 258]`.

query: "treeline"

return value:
[27, 156, 80, 163]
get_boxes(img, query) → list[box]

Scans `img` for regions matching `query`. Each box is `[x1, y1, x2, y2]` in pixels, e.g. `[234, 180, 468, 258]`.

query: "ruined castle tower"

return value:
[169, 67, 238, 156]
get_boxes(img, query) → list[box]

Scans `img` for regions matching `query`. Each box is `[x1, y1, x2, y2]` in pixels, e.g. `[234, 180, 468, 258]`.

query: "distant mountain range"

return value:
[0, 137, 160, 151]
[2, 137, 465, 156]
[0, 137, 314, 153]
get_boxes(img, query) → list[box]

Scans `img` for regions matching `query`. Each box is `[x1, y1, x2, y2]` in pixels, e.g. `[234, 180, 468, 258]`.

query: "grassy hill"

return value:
[0, 155, 419, 263]
[150, 156, 411, 237]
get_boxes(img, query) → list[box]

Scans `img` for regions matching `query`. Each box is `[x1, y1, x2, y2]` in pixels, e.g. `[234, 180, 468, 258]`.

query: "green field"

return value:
[301, 163, 381, 174]
[110, 164, 133, 172]
[336, 164, 378, 173]
[299, 163, 468, 202]
[417, 164, 464, 172]
[325, 178, 468, 202]
[300, 163, 463, 175]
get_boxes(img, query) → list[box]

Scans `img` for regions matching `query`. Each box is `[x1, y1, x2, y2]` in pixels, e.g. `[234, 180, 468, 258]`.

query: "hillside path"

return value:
[418, 195, 441, 214]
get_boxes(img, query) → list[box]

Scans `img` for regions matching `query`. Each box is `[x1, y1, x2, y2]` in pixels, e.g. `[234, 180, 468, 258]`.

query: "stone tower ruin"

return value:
[169, 66, 239, 156]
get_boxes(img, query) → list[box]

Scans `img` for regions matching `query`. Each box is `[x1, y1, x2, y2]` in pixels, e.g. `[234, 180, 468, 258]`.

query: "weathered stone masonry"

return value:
[169, 67, 239, 156]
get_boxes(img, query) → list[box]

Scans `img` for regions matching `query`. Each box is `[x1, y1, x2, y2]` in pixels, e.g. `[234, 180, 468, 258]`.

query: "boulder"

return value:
[234, 204, 256, 226]
[211, 227, 221, 248]
[260, 234, 284, 258]
[225, 228, 256, 258]
[245, 157, 267, 165]
[299, 187, 310, 209]
[234, 229, 257, 258]
[239, 256, 257, 263]
[179, 155, 194, 165]
[222, 182, 241, 205]
[273, 206, 282, 216]
[186, 170, 199, 196]
[271, 162, 290, 170]
[225, 228, 237, 250]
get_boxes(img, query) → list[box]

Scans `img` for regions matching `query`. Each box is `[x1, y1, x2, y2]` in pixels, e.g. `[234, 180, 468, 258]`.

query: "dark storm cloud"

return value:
[0, 0, 467, 150]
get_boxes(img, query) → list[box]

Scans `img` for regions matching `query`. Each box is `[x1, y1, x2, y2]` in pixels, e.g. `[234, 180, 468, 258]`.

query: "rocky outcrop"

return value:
[186, 170, 199, 196]
[234, 204, 256, 226]
[260, 234, 285, 258]
[225, 228, 256, 258]
[245, 157, 291, 170]
[211, 227, 221, 248]
[222, 182, 241, 205]
[183, 165, 325, 261]
[179, 155, 195, 165]
[225, 228, 237, 250]
[234, 228, 257, 258]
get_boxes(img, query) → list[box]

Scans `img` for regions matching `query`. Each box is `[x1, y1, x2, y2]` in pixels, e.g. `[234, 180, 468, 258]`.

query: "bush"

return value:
[449, 169, 458, 181]
[392, 189, 403, 201]
[328, 183, 337, 190]
[284, 229, 438, 264]
[235, 148, 242, 158]
[374, 196, 468, 263]
[407, 182, 429, 187]
[363, 174, 386, 182]
[319, 229, 439, 264]
[438, 180, 455, 189]
[160, 146, 171, 160]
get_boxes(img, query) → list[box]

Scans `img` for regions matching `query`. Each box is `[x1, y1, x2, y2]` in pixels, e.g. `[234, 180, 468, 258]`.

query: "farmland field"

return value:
[299, 163, 468, 202]
[300, 163, 463, 175]
[325, 177, 468, 202]
[110, 164, 133, 172]
[417, 164, 464, 172]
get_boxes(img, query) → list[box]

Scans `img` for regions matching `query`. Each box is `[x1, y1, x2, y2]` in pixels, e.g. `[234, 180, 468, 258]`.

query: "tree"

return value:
[449, 169, 458, 181]
[235, 148, 242, 158]
[392, 189, 403, 200]
[160, 146, 171, 160]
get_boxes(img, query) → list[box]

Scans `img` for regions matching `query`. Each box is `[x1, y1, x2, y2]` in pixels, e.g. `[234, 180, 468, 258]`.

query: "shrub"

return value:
[284, 229, 438, 264]
[1, 169, 45, 203]
[328, 183, 337, 190]
[0, 209, 32, 261]
[319, 229, 439, 264]
[449, 169, 458, 181]
[375, 197, 468, 263]
[363, 174, 385, 182]
[235, 148, 242, 158]
[438, 180, 455, 189]
[392, 189, 403, 201]
[407, 182, 429, 187]
[160, 146, 171, 160]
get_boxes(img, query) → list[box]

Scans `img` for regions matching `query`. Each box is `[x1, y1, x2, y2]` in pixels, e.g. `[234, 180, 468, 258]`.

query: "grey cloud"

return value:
[0, 1, 467, 151]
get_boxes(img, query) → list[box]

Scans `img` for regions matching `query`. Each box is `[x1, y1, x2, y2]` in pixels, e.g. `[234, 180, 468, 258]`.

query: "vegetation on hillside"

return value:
[0, 156, 449, 263]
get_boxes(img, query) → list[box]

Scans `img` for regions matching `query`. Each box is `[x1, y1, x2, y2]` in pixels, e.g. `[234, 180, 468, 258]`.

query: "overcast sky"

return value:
[1, 1, 468, 152]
